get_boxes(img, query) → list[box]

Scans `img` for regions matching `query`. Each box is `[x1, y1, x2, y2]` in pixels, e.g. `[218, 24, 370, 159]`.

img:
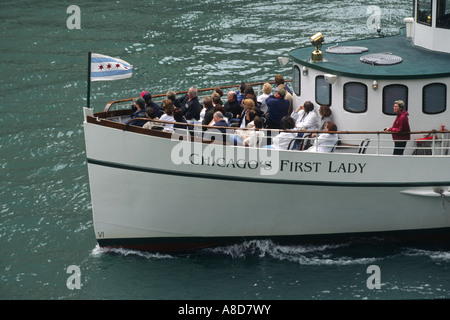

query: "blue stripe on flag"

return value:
[91, 69, 133, 77]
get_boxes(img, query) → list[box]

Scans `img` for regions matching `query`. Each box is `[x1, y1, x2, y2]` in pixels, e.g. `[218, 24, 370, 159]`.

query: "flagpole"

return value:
[87, 51, 92, 108]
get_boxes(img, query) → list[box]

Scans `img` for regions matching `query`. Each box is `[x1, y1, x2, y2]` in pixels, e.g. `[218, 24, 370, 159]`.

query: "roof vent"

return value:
[360, 53, 402, 65]
[326, 44, 368, 54]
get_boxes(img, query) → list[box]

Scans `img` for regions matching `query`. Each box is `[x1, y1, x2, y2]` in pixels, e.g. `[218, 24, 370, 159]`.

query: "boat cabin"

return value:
[287, 0, 450, 152]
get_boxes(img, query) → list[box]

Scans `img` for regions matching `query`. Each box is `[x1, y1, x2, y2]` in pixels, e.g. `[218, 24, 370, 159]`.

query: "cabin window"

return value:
[315, 76, 331, 106]
[417, 0, 433, 26]
[382, 84, 408, 115]
[293, 65, 301, 96]
[343, 82, 368, 113]
[423, 83, 447, 114]
[437, 0, 450, 29]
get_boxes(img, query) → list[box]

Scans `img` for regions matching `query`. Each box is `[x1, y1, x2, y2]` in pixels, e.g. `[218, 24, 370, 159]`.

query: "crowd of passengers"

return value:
[128, 74, 338, 153]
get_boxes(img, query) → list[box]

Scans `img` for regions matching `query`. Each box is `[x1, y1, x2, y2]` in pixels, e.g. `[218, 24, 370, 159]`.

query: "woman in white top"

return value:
[243, 116, 265, 148]
[159, 99, 175, 132]
[257, 82, 272, 114]
[308, 121, 339, 153]
[266, 116, 297, 150]
[291, 100, 318, 131]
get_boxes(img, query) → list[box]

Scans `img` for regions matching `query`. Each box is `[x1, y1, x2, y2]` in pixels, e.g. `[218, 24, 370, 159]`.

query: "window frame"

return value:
[422, 83, 447, 114]
[417, 0, 433, 26]
[343, 82, 368, 113]
[315, 75, 332, 107]
[382, 84, 409, 115]
[292, 65, 301, 97]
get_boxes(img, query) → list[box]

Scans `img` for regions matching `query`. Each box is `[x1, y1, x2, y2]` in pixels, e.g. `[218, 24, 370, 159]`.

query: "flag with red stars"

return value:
[90, 53, 133, 81]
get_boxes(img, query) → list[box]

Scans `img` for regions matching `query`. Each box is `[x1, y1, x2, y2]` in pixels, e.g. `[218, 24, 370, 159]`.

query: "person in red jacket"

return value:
[384, 100, 411, 155]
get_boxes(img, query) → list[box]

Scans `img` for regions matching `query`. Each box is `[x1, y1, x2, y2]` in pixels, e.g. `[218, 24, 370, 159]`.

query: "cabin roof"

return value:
[289, 28, 450, 80]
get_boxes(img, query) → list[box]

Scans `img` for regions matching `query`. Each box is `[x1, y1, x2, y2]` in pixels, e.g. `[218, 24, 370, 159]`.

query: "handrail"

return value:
[91, 115, 450, 155]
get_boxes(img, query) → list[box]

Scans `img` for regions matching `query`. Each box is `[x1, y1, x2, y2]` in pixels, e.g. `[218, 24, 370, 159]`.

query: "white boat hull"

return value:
[84, 114, 450, 251]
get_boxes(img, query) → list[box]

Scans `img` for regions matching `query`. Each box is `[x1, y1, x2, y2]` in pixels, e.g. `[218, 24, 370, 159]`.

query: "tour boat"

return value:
[83, 0, 450, 252]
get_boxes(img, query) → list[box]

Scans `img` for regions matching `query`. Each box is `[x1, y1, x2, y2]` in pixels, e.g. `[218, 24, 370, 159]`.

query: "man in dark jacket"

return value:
[204, 112, 230, 143]
[176, 87, 202, 121]
[224, 90, 242, 119]
[265, 86, 290, 129]
[142, 92, 162, 117]
[128, 97, 147, 127]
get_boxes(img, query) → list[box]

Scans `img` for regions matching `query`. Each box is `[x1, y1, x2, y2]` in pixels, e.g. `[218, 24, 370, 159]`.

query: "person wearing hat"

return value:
[142, 92, 162, 117]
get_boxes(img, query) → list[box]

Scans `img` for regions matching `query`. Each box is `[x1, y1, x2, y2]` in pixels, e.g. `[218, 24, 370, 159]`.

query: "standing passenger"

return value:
[384, 100, 410, 155]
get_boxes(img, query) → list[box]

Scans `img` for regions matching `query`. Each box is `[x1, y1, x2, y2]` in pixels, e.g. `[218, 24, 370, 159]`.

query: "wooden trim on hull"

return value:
[97, 227, 450, 253]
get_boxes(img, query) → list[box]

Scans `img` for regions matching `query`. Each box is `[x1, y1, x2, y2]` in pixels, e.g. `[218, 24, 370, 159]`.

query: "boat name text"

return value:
[189, 154, 367, 174]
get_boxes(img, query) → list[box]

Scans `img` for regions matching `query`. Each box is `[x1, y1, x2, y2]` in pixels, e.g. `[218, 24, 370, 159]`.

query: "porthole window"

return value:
[343, 82, 368, 113]
[417, 0, 432, 26]
[423, 83, 447, 114]
[383, 84, 408, 115]
[315, 76, 331, 106]
[293, 65, 301, 96]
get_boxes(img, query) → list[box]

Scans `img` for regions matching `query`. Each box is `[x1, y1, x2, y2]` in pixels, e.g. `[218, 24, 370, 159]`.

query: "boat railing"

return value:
[115, 116, 450, 156]
[102, 80, 285, 114]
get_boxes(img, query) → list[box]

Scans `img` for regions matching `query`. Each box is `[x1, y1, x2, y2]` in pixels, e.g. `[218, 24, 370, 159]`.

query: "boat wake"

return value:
[201, 239, 379, 266]
[90, 244, 174, 259]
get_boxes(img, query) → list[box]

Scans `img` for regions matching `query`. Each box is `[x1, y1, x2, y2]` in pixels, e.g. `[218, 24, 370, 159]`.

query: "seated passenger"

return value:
[166, 90, 181, 109]
[265, 116, 297, 150]
[142, 92, 162, 117]
[307, 121, 339, 153]
[129, 98, 147, 127]
[317, 105, 333, 131]
[224, 90, 243, 119]
[159, 99, 176, 132]
[243, 116, 265, 148]
[257, 82, 272, 114]
[204, 112, 230, 143]
[291, 101, 318, 131]
[143, 106, 163, 130]
[175, 86, 202, 121]
[201, 96, 215, 128]
[173, 108, 188, 130]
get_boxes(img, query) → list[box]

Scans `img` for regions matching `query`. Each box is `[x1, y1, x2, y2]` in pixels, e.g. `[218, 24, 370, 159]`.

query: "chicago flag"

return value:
[90, 53, 133, 81]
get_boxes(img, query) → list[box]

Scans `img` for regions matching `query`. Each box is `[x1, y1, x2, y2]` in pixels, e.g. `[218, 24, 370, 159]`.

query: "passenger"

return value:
[224, 90, 243, 119]
[173, 108, 188, 130]
[212, 93, 227, 117]
[317, 105, 333, 131]
[231, 110, 257, 145]
[213, 87, 224, 97]
[129, 97, 147, 127]
[307, 121, 339, 153]
[257, 82, 272, 114]
[204, 112, 230, 143]
[243, 115, 265, 148]
[235, 82, 246, 104]
[176, 86, 202, 121]
[237, 98, 256, 128]
[265, 85, 290, 129]
[243, 86, 258, 108]
[142, 92, 162, 117]
[274, 74, 293, 113]
[143, 106, 163, 130]
[384, 100, 411, 155]
[264, 116, 297, 150]
[291, 101, 318, 131]
[274, 74, 292, 94]
[159, 99, 176, 132]
[166, 90, 181, 108]
[291, 101, 319, 150]
[202, 96, 215, 128]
